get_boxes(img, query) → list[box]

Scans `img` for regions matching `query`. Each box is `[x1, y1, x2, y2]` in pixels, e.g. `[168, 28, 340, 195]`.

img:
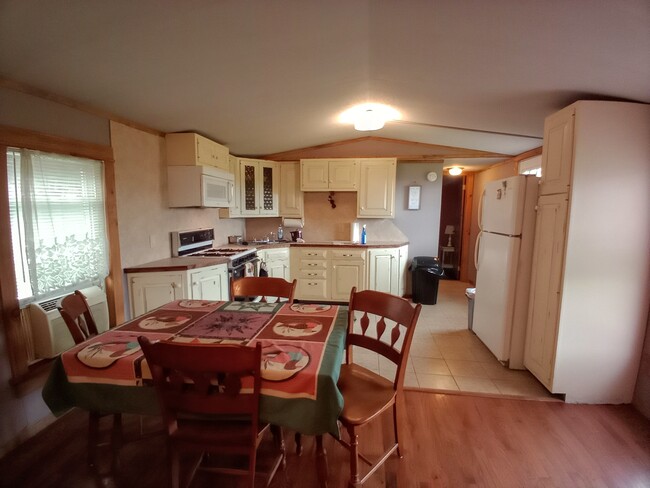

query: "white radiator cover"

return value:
[29, 285, 109, 358]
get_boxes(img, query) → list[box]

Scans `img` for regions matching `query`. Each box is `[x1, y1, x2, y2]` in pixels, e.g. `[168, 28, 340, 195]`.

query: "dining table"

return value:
[43, 298, 348, 486]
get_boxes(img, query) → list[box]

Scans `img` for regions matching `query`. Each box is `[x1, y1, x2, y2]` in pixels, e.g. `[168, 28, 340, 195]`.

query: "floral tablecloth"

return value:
[43, 300, 347, 436]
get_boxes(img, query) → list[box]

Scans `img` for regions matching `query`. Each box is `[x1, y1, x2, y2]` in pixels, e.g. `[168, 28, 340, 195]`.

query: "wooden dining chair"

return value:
[336, 287, 422, 487]
[58, 290, 99, 343]
[230, 277, 297, 304]
[57, 290, 122, 473]
[138, 337, 285, 488]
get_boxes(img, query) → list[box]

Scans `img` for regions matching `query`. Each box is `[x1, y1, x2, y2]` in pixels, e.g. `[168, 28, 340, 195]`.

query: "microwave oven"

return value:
[167, 165, 235, 208]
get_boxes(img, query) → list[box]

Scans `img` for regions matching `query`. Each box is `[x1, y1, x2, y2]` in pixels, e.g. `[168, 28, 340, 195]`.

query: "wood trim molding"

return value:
[0, 125, 113, 162]
[262, 136, 512, 161]
[0, 77, 164, 137]
[0, 127, 125, 381]
[459, 173, 475, 283]
[0, 145, 29, 378]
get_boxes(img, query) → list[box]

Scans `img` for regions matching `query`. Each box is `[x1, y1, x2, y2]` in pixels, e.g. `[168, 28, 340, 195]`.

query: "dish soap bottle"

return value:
[361, 224, 367, 244]
[277, 225, 284, 241]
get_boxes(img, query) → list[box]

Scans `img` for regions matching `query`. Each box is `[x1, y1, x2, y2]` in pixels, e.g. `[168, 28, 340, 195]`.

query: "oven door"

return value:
[230, 258, 260, 280]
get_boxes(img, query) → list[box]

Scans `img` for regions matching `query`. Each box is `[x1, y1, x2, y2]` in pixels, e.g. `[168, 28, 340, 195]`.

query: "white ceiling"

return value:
[1, 0, 649, 169]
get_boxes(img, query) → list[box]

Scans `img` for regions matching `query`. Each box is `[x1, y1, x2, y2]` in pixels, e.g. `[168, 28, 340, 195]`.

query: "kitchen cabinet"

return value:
[523, 101, 650, 404]
[397, 245, 409, 298]
[165, 132, 230, 172]
[524, 193, 567, 388]
[300, 159, 358, 191]
[127, 264, 229, 318]
[367, 247, 399, 295]
[330, 249, 367, 301]
[240, 158, 279, 216]
[291, 248, 330, 301]
[189, 265, 229, 302]
[539, 107, 574, 196]
[258, 247, 290, 281]
[279, 162, 304, 218]
[357, 158, 397, 218]
[128, 272, 186, 318]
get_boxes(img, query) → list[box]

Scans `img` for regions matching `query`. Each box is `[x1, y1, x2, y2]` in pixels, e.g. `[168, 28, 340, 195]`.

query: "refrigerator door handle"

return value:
[477, 189, 486, 231]
[474, 230, 483, 270]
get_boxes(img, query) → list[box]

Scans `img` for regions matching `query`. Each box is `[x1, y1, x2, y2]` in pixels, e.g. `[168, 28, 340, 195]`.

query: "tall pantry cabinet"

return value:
[524, 101, 650, 403]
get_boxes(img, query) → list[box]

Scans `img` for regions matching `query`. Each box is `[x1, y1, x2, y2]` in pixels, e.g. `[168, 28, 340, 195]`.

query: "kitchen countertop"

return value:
[124, 256, 230, 273]
[124, 241, 409, 273]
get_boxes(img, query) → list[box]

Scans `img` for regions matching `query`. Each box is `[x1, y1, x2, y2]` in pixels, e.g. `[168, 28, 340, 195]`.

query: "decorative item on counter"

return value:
[277, 225, 284, 240]
[361, 225, 367, 245]
[328, 191, 336, 209]
[290, 230, 302, 242]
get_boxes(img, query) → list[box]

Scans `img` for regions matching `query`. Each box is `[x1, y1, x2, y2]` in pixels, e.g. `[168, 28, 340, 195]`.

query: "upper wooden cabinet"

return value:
[539, 106, 575, 196]
[357, 158, 397, 218]
[300, 159, 358, 191]
[279, 162, 304, 218]
[165, 132, 230, 172]
[239, 158, 278, 216]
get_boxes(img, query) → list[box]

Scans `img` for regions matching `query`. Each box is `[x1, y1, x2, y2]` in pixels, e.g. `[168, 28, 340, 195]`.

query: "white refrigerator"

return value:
[473, 175, 538, 369]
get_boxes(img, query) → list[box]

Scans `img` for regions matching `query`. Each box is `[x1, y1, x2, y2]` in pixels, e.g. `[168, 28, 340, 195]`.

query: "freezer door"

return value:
[472, 232, 521, 362]
[480, 175, 526, 236]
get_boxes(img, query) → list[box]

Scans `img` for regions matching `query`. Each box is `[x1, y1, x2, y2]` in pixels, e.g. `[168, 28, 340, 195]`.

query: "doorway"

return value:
[438, 174, 463, 280]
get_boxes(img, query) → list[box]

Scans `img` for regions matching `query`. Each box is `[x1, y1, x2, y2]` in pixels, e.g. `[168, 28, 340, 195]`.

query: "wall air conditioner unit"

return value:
[29, 285, 109, 358]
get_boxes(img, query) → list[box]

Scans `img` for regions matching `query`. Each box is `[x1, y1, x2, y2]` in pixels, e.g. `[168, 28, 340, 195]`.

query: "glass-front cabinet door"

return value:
[240, 159, 259, 216]
[259, 161, 278, 216]
[239, 159, 278, 216]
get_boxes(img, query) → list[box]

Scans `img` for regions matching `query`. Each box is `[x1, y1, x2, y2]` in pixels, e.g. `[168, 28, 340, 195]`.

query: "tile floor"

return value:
[352, 280, 554, 399]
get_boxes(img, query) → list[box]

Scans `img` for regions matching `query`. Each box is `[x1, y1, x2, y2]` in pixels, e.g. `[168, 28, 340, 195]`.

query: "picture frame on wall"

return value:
[407, 185, 421, 210]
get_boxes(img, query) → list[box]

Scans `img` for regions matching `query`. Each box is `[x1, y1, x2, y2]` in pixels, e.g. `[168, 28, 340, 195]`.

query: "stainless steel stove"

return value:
[171, 228, 259, 278]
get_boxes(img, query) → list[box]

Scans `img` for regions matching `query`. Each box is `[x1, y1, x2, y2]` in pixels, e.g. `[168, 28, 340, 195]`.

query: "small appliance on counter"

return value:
[228, 235, 243, 244]
[290, 230, 302, 242]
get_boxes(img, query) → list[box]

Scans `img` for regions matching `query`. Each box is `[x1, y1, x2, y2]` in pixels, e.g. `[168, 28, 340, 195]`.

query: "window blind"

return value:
[7, 148, 109, 305]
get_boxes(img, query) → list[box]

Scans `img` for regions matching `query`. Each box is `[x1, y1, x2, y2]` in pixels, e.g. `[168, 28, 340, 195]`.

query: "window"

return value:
[7, 148, 109, 306]
[518, 155, 542, 177]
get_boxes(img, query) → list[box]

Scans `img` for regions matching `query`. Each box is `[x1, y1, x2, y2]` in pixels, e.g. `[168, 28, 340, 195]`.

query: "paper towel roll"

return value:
[282, 217, 304, 228]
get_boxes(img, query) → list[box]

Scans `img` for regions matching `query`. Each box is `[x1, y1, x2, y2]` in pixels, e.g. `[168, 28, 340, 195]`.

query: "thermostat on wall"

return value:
[426, 171, 438, 182]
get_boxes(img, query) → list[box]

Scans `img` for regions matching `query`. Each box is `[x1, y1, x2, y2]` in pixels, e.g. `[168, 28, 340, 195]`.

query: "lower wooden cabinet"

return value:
[258, 248, 291, 281]
[291, 245, 407, 302]
[127, 264, 229, 318]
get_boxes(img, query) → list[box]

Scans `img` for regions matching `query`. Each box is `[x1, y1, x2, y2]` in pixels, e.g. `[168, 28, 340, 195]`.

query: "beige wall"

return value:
[466, 161, 518, 284]
[110, 122, 245, 312]
[111, 121, 245, 267]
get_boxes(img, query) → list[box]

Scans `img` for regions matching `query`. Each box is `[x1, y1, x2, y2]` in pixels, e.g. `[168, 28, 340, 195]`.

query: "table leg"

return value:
[294, 432, 303, 456]
[316, 434, 328, 488]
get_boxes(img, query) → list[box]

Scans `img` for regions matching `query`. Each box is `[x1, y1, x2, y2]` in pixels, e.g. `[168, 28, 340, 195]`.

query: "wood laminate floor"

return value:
[1, 390, 648, 488]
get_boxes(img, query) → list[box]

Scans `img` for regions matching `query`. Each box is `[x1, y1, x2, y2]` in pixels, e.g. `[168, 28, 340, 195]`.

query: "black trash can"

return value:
[411, 256, 445, 305]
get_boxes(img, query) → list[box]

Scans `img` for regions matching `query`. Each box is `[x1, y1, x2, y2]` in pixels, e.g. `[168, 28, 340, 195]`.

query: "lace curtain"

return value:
[7, 148, 109, 306]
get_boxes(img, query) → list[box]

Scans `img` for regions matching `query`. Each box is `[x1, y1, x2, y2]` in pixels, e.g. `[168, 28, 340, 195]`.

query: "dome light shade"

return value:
[340, 103, 401, 131]
[448, 167, 463, 176]
[354, 109, 385, 131]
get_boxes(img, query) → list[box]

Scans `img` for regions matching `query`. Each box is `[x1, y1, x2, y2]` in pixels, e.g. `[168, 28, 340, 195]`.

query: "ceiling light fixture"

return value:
[340, 103, 401, 132]
[448, 167, 463, 176]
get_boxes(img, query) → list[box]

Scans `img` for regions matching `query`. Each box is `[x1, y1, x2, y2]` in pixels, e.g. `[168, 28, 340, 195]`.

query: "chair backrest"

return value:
[346, 287, 421, 391]
[230, 277, 296, 304]
[138, 337, 262, 437]
[57, 290, 99, 344]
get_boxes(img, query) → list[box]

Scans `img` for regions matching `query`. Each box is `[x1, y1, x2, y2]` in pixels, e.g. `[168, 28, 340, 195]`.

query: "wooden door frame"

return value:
[458, 173, 475, 283]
